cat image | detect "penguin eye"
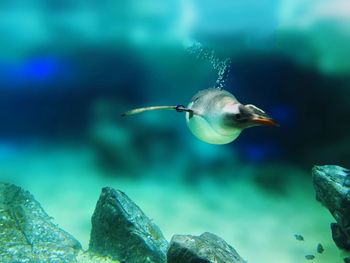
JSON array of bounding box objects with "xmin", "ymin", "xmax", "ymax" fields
[{"xmin": 234, "ymin": 113, "xmax": 242, "ymax": 120}]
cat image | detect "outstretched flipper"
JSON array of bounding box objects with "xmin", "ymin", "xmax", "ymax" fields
[{"xmin": 122, "ymin": 105, "xmax": 192, "ymax": 117}]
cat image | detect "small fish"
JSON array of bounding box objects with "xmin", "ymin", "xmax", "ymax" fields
[
  {"xmin": 305, "ymin": 255, "xmax": 315, "ymax": 260},
  {"xmin": 317, "ymin": 243, "xmax": 324, "ymax": 254},
  {"xmin": 294, "ymin": 234, "xmax": 304, "ymax": 241},
  {"xmin": 122, "ymin": 88, "xmax": 278, "ymax": 144}
]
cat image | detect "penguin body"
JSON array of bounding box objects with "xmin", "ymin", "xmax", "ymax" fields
[
  {"xmin": 185, "ymin": 88, "xmax": 242, "ymax": 144},
  {"xmin": 122, "ymin": 88, "xmax": 278, "ymax": 145}
]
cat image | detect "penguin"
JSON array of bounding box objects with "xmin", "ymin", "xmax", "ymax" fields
[{"xmin": 122, "ymin": 88, "xmax": 278, "ymax": 145}]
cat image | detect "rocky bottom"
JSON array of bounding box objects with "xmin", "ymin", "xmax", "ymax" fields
[{"xmin": 0, "ymin": 183, "xmax": 246, "ymax": 263}]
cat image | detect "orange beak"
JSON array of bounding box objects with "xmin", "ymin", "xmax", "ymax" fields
[{"xmin": 251, "ymin": 116, "xmax": 280, "ymax": 126}]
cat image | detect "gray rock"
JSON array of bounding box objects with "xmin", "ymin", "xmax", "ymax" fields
[
  {"xmin": 167, "ymin": 232, "xmax": 246, "ymax": 263},
  {"xmin": 312, "ymin": 165, "xmax": 350, "ymax": 250},
  {"xmin": 89, "ymin": 187, "xmax": 168, "ymax": 263},
  {"xmin": 331, "ymin": 222, "xmax": 350, "ymax": 250},
  {"xmin": 317, "ymin": 243, "xmax": 324, "ymax": 254},
  {"xmin": 0, "ymin": 183, "xmax": 82, "ymax": 263},
  {"xmin": 305, "ymin": 255, "xmax": 315, "ymax": 260}
]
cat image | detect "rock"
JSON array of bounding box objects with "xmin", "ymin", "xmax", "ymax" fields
[
  {"xmin": 317, "ymin": 243, "xmax": 324, "ymax": 254},
  {"xmin": 76, "ymin": 251, "xmax": 119, "ymax": 263},
  {"xmin": 312, "ymin": 165, "xmax": 350, "ymax": 250},
  {"xmin": 331, "ymin": 223, "xmax": 350, "ymax": 250},
  {"xmin": 0, "ymin": 183, "xmax": 82, "ymax": 262},
  {"xmin": 167, "ymin": 232, "xmax": 246, "ymax": 263},
  {"xmin": 294, "ymin": 234, "xmax": 304, "ymax": 241},
  {"xmin": 0, "ymin": 183, "xmax": 245, "ymax": 263},
  {"xmin": 305, "ymin": 255, "xmax": 315, "ymax": 260},
  {"xmin": 89, "ymin": 187, "xmax": 168, "ymax": 263}
]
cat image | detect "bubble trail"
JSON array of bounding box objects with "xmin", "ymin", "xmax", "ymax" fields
[{"xmin": 185, "ymin": 41, "xmax": 231, "ymax": 89}]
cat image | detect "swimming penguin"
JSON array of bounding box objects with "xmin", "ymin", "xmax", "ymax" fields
[{"xmin": 122, "ymin": 88, "xmax": 278, "ymax": 144}]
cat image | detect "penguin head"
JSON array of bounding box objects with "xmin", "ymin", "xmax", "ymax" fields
[{"xmin": 222, "ymin": 103, "xmax": 278, "ymax": 130}]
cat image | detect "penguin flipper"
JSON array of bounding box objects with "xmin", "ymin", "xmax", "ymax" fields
[{"xmin": 122, "ymin": 105, "xmax": 192, "ymax": 117}]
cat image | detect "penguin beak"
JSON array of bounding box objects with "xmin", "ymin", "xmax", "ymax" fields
[
  {"xmin": 251, "ymin": 115, "xmax": 279, "ymax": 126},
  {"xmin": 238, "ymin": 104, "xmax": 279, "ymax": 127}
]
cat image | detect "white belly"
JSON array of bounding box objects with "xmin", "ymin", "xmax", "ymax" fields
[{"xmin": 185, "ymin": 113, "xmax": 241, "ymax": 145}]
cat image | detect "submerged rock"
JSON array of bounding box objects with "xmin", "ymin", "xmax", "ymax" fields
[
  {"xmin": 312, "ymin": 165, "xmax": 350, "ymax": 250},
  {"xmin": 331, "ymin": 222, "xmax": 350, "ymax": 250},
  {"xmin": 76, "ymin": 251, "xmax": 119, "ymax": 263},
  {"xmin": 167, "ymin": 232, "xmax": 246, "ymax": 263},
  {"xmin": 89, "ymin": 187, "xmax": 168, "ymax": 263},
  {"xmin": 294, "ymin": 234, "xmax": 304, "ymax": 241},
  {"xmin": 0, "ymin": 183, "xmax": 244, "ymax": 263},
  {"xmin": 0, "ymin": 183, "xmax": 82, "ymax": 262},
  {"xmin": 305, "ymin": 255, "xmax": 315, "ymax": 260},
  {"xmin": 317, "ymin": 243, "xmax": 324, "ymax": 254}
]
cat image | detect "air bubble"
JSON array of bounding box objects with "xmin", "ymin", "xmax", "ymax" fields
[{"xmin": 186, "ymin": 41, "xmax": 231, "ymax": 89}]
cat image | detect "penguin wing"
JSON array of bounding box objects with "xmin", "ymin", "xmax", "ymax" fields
[{"xmin": 122, "ymin": 105, "xmax": 193, "ymax": 117}]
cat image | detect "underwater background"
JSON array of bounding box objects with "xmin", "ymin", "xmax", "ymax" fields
[{"xmin": 1, "ymin": 0, "xmax": 350, "ymax": 262}]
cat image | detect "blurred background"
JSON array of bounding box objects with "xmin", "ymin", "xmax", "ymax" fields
[{"xmin": 0, "ymin": 0, "xmax": 350, "ymax": 262}]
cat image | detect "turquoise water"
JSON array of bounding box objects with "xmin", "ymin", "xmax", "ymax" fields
[{"xmin": 1, "ymin": 1, "xmax": 350, "ymax": 262}]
